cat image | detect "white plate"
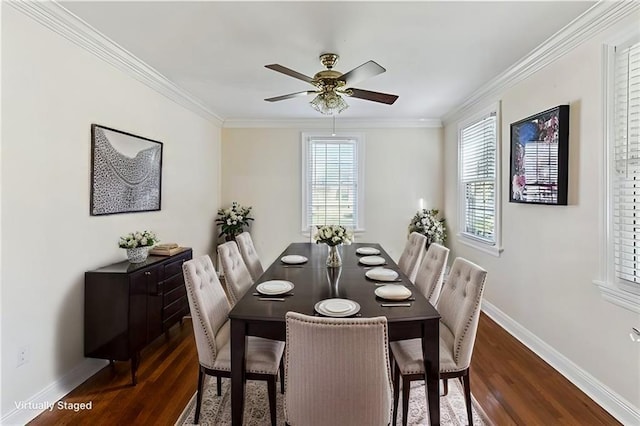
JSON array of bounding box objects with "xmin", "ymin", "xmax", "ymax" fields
[
  {"xmin": 358, "ymin": 255, "xmax": 386, "ymax": 266},
  {"xmin": 356, "ymin": 247, "xmax": 381, "ymax": 255},
  {"xmin": 365, "ymin": 268, "xmax": 399, "ymax": 282},
  {"xmin": 314, "ymin": 298, "xmax": 361, "ymax": 317},
  {"xmin": 375, "ymin": 285, "xmax": 412, "ymax": 301},
  {"xmin": 256, "ymin": 280, "xmax": 295, "ymax": 295},
  {"xmin": 281, "ymin": 255, "xmax": 308, "ymax": 264}
]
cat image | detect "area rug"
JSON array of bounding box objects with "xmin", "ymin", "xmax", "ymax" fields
[{"xmin": 176, "ymin": 376, "xmax": 491, "ymax": 425}]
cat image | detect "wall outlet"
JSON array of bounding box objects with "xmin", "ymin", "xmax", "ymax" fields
[{"xmin": 17, "ymin": 345, "xmax": 29, "ymax": 367}]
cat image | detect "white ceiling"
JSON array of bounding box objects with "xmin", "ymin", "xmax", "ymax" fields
[{"xmin": 60, "ymin": 1, "xmax": 595, "ymax": 121}]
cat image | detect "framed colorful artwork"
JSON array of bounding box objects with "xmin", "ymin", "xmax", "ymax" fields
[{"xmin": 509, "ymin": 105, "xmax": 569, "ymax": 205}]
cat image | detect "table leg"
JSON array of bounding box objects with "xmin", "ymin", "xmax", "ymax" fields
[
  {"xmin": 231, "ymin": 319, "xmax": 247, "ymax": 426},
  {"xmin": 423, "ymin": 320, "xmax": 440, "ymax": 425}
]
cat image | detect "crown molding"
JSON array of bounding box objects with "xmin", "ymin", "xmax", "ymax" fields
[
  {"xmin": 222, "ymin": 118, "xmax": 442, "ymax": 129},
  {"xmin": 442, "ymin": 0, "xmax": 640, "ymax": 125},
  {"xmin": 8, "ymin": 0, "xmax": 223, "ymax": 127}
]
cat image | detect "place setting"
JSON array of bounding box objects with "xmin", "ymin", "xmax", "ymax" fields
[
  {"xmin": 314, "ymin": 298, "xmax": 361, "ymax": 317},
  {"xmin": 364, "ymin": 267, "xmax": 402, "ymax": 284},
  {"xmin": 253, "ymin": 280, "xmax": 295, "ymax": 301},
  {"xmin": 355, "ymin": 246, "xmax": 381, "ymax": 256},
  {"xmin": 358, "ymin": 254, "xmax": 387, "ymax": 267},
  {"xmin": 374, "ymin": 284, "xmax": 415, "ymax": 307},
  {"xmin": 280, "ymin": 254, "xmax": 308, "ymax": 267}
]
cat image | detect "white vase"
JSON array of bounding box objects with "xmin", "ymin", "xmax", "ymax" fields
[
  {"xmin": 126, "ymin": 246, "xmax": 149, "ymax": 263},
  {"xmin": 326, "ymin": 245, "xmax": 342, "ymax": 268}
]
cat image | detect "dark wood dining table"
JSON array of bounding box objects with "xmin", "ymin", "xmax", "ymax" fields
[{"xmin": 229, "ymin": 242, "xmax": 441, "ymax": 425}]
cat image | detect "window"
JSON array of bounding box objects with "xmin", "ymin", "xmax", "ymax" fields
[
  {"xmin": 458, "ymin": 104, "xmax": 502, "ymax": 256},
  {"xmin": 612, "ymin": 39, "xmax": 640, "ymax": 290},
  {"xmin": 596, "ymin": 32, "xmax": 640, "ymax": 312},
  {"xmin": 301, "ymin": 133, "xmax": 364, "ymax": 232}
]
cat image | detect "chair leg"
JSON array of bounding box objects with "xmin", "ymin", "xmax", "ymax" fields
[
  {"xmin": 462, "ymin": 372, "xmax": 473, "ymax": 425},
  {"xmin": 402, "ymin": 377, "xmax": 410, "ymax": 426},
  {"xmin": 392, "ymin": 362, "xmax": 400, "ymax": 426},
  {"xmin": 216, "ymin": 375, "xmax": 222, "ymax": 396},
  {"xmin": 267, "ymin": 376, "xmax": 277, "ymax": 426},
  {"xmin": 442, "ymin": 378, "xmax": 448, "ymax": 396},
  {"xmin": 279, "ymin": 358, "xmax": 285, "ymax": 394},
  {"xmin": 195, "ymin": 367, "xmax": 204, "ymax": 424}
]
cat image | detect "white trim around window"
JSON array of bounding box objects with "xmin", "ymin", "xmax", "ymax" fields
[
  {"xmin": 457, "ymin": 102, "xmax": 503, "ymax": 257},
  {"xmin": 594, "ymin": 28, "xmax": 640, "ymax": 313},
  {"xmin": 301, "ymin": 132, "xmax": 365, "ymax": 234}
]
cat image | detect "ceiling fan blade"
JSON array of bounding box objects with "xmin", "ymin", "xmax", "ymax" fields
[
  {"xmin": 347, "ymin": 88, "xmax": 398, "ymax": 105},
  {"xmin": 265, "ymin": 91, "xmax": 318, "ymax": 102},
  {"xmin": 340, "ymin": 61, "xmax": 386, "ymax": 87},
  {"xmin": 265, "ymin": 64, "xmax": 314, "ymax": 84}
]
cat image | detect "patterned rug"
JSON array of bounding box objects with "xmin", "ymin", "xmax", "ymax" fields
[{"xmin": 176, "ymin": 376, "xmax": 491, "ymax": 425}]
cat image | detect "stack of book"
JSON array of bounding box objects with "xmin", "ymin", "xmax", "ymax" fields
[{"xmin": 149, "ymin": 243, "xmax": 185, "ymax": 256}]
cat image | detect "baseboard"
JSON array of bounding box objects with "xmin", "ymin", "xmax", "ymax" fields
[
  {"xmin": 482, "ymin": 300, "xmax": 640, "ymax": 426},
  {"xmin": 1, "ymin": 358, "xmax": 108, "ymax": 425}
]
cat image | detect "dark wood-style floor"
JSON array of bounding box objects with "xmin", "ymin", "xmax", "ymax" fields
[{"xmin": 30, "ymin": 313, "xmax": 619, "ymax": 425}]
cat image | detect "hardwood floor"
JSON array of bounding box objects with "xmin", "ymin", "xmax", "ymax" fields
[{"xmin": 29, "ymin": 313, "xmax": 619, "ymax": 425}]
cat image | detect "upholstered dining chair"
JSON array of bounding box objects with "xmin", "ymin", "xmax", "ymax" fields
[
  {"xmin": 235, "ymin": 232, "xmax": 264, "ymax": 281},
  {"xmin": 182, "ymin": 255, "xmax": 285, "ymax": 425},
  {"xmin": 397, "ymin": 232, "xmax": 428, "ymax": 283},
  {"xmin": 218, "ymin": 241, "xmax": 253, "ymax": 306},
  {"xmin": 284, "ymin": 312, "xmax": 393, "ymax": 426},
  {"xmin": 390, "ymin": 257, "xmax": 487, "ymax": 426},
  {"xmin": 413, "ymin": 243, "xmax": 450, "ymax": 306}
]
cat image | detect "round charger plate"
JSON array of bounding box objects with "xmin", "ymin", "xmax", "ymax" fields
[
  {"xmin": 365, "ymin": 268, "xmax": 399, "ymax": 281},
  {"xmin": 356, "ymin": 247, "xmax": 381, "ymax": 255},
  {"xmin": 281, "ymin": 255, "xmax": 308, "ymax": 264},
  {"xmin": 375, "ymin": 285, "xmax": 412, "ymax": 301},
  {"xmin": 358, "ymin": 255, "xmax": 386, "ymax": 266},
  {"xmin": 314, "ymin": 298, "xmax": 361, "ymax": 317},
  {"xmin": 256, "ymin": 280, "xmax": 295, "ymax": 295}
]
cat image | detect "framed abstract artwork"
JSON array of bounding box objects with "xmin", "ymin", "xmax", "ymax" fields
[
  {"xmin": 509, "ymin": 105, "xmax": 569, "ymax": 205},
  {"xmin": 90, "ymin": 124, "xmax": 163, "ymax": 215}
]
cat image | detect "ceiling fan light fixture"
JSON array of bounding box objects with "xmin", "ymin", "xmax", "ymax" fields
[{"xmin": 310, "ymin": 92, "xmax": 349, "ymax": 115}]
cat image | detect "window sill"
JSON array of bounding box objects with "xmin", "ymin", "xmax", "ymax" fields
[
  {"xmin": 457, "ymin": 234, "xmax": 503, "ymax": 257},
  {"xmin": 593, "ymin": 280, "xmax": 640, "ymax": 313}
]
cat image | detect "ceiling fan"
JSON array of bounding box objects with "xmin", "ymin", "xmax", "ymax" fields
[{"xmin": 264, "ymin": 53, "xmax": 399, "ymax": 114}]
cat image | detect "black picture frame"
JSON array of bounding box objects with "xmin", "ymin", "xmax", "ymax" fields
[
  {"xmin": 90, "ymin": 124, "xmax": 163, "ymax": 215},
  {"xmin": 509, "ymin": 105, "xmax": 569, "ymax": 205}
]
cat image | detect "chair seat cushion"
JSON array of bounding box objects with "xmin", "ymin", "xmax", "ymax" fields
[
  {"xmin": 213, "ymin": 321, "xmax": 285, "ymax": 375},
  {"xmin": 390, "ymin": 322, "xmax": 464, "ymax": 375}
]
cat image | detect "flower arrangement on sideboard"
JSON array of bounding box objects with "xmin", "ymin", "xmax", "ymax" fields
[
  {"xmin": 408, "ymin": 208, "xmax": 446, "ymax": 246},
  {"xmin": 216, "ymin": 201, "xmax": 254, "ymax": 240}
]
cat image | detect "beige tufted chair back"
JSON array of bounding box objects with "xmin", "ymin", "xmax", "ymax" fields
[
  {"xmin": 436, "ymin": 257, "xmax": 487, "ymax": 370},
  {"xmin": 235, "ymin": 232, "xmax": 264, "ymax": 281},
  {"xmin": 414, "ymin": 243, "xmax": 450, "ymax": 306},
  {"xmin": 218, "ymin": 241, "xmax": 253, "ymax": 306},
  {"xmin": 284, "ymin": 312, "xmax": 393, "ymax": 426},
  {"xmin": 397, "ymin": 232, "xmax": 428, "ymax": 283},
  {"xmin": 182, "ymin": 255, "xmax": 230, "ymax": 369}
]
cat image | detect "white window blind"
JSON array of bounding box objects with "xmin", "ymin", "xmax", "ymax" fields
[
  {"xmin": 613, "ymin": 40, "xmax": 640, "ymax": 286},
  {"xmin": 303, "ymin": 137, "xmax": 360, "ymax": 230},
  {"xmin": 460, "ymin": 112, "xmax": 497, "ymax": 244}
]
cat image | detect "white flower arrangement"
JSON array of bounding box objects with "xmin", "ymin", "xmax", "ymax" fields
[
  {"xmin": 216, "ymin": 201, "xmax": 254, "ymax": 239},
  {"xmin": 118, "ymin": 230, "xmax": 158, "ymax": 249},
  {"xmin": 408, "ymin": 208, "xmax": 446, "ymax": 245},
  {"xmin": 313, "ymin": 225, "xmax": 353, "ymax": 246}
]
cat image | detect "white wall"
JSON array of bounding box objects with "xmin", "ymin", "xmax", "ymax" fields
[
  {"xmin": 443, "ymin": 11, "xmax": 640, "ymax": 417},
  {"xmin": 1, "ymin": 6, "xmax": 221, "ymax": 419},
  {"xmin": 221, "ymin": 127, "xmax": 443, "ymax": 265}
]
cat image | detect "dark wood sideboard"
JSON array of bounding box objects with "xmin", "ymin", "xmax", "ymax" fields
[{"xmin": 84, "ymin": 248, "xmax": 193, "ymax": 385}]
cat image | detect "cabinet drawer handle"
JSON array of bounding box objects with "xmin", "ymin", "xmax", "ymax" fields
[{"xmin": 145, "ymin": 271, "xmax": 151, "ymax": 276}]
